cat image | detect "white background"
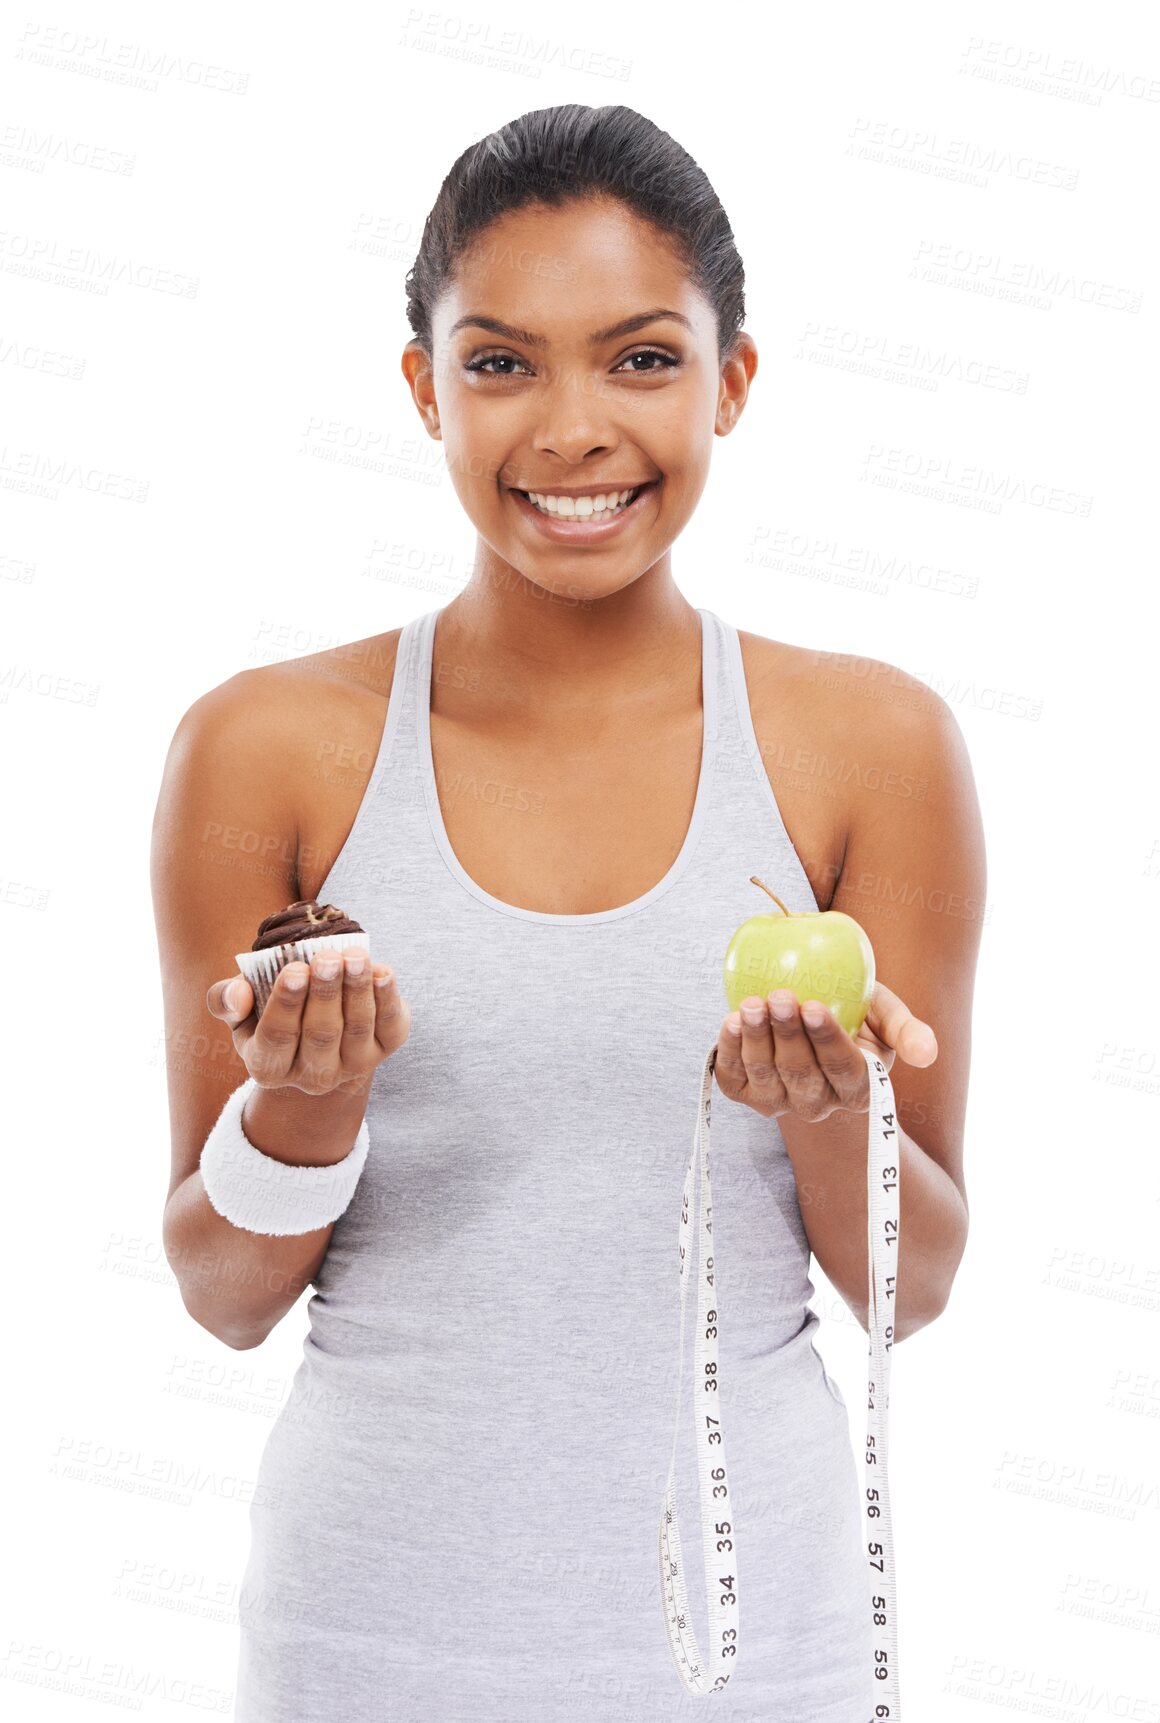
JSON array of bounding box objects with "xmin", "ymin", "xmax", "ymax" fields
[{"xmin": 4, "ymin": 2, "xmax": 1159, "ymax": 1717}]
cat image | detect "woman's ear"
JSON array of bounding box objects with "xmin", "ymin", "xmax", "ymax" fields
[
  {"xmin": 716, "ymin": 332, "xmax": 757, "ymax": 437},
  {"xmin": 400, "ymin": 340, "xmax": 441, "ymax": 440}
]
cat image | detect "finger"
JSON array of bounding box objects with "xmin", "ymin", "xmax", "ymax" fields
[
  {"xmin": 336, "ymin": 945, "xmax": 377, "ymax": 1072},
  {"xmin": 296, "ymin": 950, "xmax": 347, "ymax": 1093},
  {"xmin": 247, "ymin": 960, "xmax": 310, "ymax": 1085},
  {"xmin": 863, "ymin": 981, "xmax": 938, "ymax": 1067},
  {"xmin": 729, "ymin": 996, "xmax": 789, "ymax": 1116},
  {"xmin": 714, "ymin": 1010, "xmax": 747, "ymax": 1080},
  {"xmin": 736, "ymin": 993, "xmax": 799, "ymax": 1117},
  {"xmin": 765, "ymin": 991, "xmax": 832, "ymax": 1120},
  {"xmin": 206, "ymin": 973, "xmax": 254, "ymax": 1027},
  {"xmin": 737, "ymin": 994, "xmax": 779, "ymax": 1094},
  {"xmin": 796, "ymin": 997, "xmax": 869, "ymax": 1111},
  {"xmin": 371, "ymin": 964, "xmax": 411, "ymax": 1057},
  {"xmin": 713, "ymin": 1011, "xmax": 749, "ymax": 1096}
]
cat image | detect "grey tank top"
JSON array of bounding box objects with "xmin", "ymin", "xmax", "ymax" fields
[{"xmin": 234, "ymin": 606, "xmax": 876, "ymax": 1723}]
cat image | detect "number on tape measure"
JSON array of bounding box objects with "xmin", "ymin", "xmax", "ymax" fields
[{"xmin": 658, "ymin": 1043, "xmax": 902, "ymax": 1717}]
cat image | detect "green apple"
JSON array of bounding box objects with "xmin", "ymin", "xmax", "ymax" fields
[{"xmin": 723, "ymin": 876, "xmax": 876, "ymax": 1037}]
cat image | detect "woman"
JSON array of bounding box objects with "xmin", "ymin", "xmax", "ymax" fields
[{"xmin": 153, "ymin": 104, "xmax": 982, "ymax": 1721}]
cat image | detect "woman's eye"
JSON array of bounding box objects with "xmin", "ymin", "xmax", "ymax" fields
[
  {"xmin": 465, "ymin": 352, "xmax": 531, "ymax": 376},
  {"xmin": 616, "ymin": 348, "xmax": 680, "ymax": 373}
]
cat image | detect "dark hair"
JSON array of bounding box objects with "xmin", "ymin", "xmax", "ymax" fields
[{"xmin": 404, "ymin": 104, "xmax": 745, "ymax": 365}]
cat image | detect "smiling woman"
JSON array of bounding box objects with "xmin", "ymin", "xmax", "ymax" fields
[
  {"xmin": 153, "ymin": 101, "xmax": 980, "ymax": 1723},
  {"xmin": 398, "ymin": 123, "xmax": 748, "ymax": 613}
]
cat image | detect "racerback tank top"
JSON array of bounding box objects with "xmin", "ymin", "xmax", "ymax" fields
[{"xmin": 234, "ymin": 605, "xmax": 876, "ymax": 1722}]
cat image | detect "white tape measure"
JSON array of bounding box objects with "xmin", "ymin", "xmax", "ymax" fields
[{"xmin": 659, "ymin": 1041, "xmax": 902, "ymax": 1716}]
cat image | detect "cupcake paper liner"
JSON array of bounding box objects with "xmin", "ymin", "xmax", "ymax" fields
[{"xmin": 234, "ymin": 931, "xmax": 372, "ymax": 1018}]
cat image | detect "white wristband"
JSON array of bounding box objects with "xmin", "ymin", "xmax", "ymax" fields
[{"xmin": 199, "ymin": 1079, "xmax": 371, "ymax": 1236}]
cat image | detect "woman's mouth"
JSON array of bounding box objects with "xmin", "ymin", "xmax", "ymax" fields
[{"xmin": 508, "ymin": 480, "xmax": 660, "ymax": 540}]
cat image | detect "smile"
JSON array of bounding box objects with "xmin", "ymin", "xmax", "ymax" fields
[{"xmin": 508, "ymin": 480, "xmax": 660, "ymax": 540}]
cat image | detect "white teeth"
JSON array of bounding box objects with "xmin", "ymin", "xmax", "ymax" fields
[{"xmin": 525, "ymin": 486, "xmax": 641, "ymax": 520}]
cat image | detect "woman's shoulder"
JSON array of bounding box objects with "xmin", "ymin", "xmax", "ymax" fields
[
  {"xmin": 162, "ymin": 626, "xmax": 406, "ymax": 853},
  {"xmin": 733, "ymin": 626, "xmax": 962, "ymax": 907},
  {"xmin": 735, "ymin": 625, "xmax": 957, "ymax": 769},
  {"xmin": 183, "ymin": 625, "xmax": 407, "ymax": 751},
  {"xmin": 154, "ymin": 624, "xmax": 410, "ymax": 914},
  {"xmin": 736, "ymin": 626, "xmax": 939, "ymax": 719}
]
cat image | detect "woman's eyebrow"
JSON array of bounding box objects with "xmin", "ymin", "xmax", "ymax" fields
[{"xmin": 447, "ymin": 308, "xmax": 694, "ymax": 348}]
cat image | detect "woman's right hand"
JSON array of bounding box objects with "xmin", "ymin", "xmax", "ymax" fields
[{"xmin": 205, "ymin": 946, "xmax": 411, "ymax": 1098}]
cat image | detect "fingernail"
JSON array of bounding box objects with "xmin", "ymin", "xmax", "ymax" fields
[
  {"xmin": 224, "ymin": 979, "xmax": 241, "ymax": 1013},
  {"xmin": 802, "ymin": 1003, "xmax": 826, "ymax": 1027},
  {"xmin": 314, "ymin": 957, "xmax": 341, "ymax": 980},
  {"xmin": 741, "ymin": 1006, "xmax": 765, "ymax": 1026}
]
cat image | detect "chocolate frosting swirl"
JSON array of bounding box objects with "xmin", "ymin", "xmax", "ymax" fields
[{"xmin": 251, "ymin": 900, "xmax": 365, "ymax": 952}]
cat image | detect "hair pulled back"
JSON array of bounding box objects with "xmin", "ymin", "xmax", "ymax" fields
[{"xmin": 404, "ymin": 104, "xmax": 745, "ymax": 364}]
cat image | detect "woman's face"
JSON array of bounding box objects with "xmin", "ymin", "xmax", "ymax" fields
[{"xmin": 403, "ymin": 195, "xmax": 754, "ymax": 605}]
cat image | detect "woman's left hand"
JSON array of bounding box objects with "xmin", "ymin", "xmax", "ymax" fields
[{"xmin": 712, "ymin": 983, "xmax": 938, "ymax": 1121}]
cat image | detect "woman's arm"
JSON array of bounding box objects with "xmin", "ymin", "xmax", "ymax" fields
[
  {"xmin": 778, "ymin": 675, "xmax": 985, "ymax": 1341},
  {"xmin": 151, "ymin": 669, "xmax": 363, "ymax": 1348}
]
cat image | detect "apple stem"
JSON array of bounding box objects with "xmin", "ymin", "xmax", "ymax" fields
[{"xmin": 750, "ymin": 875, "xmax": 790, "ymax": 916}]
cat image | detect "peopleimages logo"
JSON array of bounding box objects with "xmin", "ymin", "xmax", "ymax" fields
[
  {"xmin": 846, "ymin": 117, "xmax": 1079, "ymax": 188},
  {"xmin": 0, "ymin": 663, "xmax": 99, "ymax": 704},
  {"xmin": 945, "ymin": 1654, "xmax": 1160, "ymax": 1723},
  {"xmin": 860, "ymin": 445, "xmax": 1093, "ymax": 517},
  {"xmin": 795, "ymin": 321, "xmax": 1030, "ymax": 393},
  {"xmin": 15, "ymin": 22, "xmax": 250, "ymax": 95},
  {"xmin": 959, "ymin": 36, "xmax": 1160, "ymax": 103},
  {"xmin": 0, "ymin": 230, "xmax": 199, "ymax": 296},
  {"xmin": 0, "ymin": 444, "xmax": 149, "ymax": 501},
  {"xmin": 911, "ymin": 240, "xmax": 1143, "ymax": 314}
]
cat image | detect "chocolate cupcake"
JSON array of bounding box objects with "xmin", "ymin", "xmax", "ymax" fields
[{"xmin": 234, "ymin": 900, "xmax": 370, "ymax": 1017}]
